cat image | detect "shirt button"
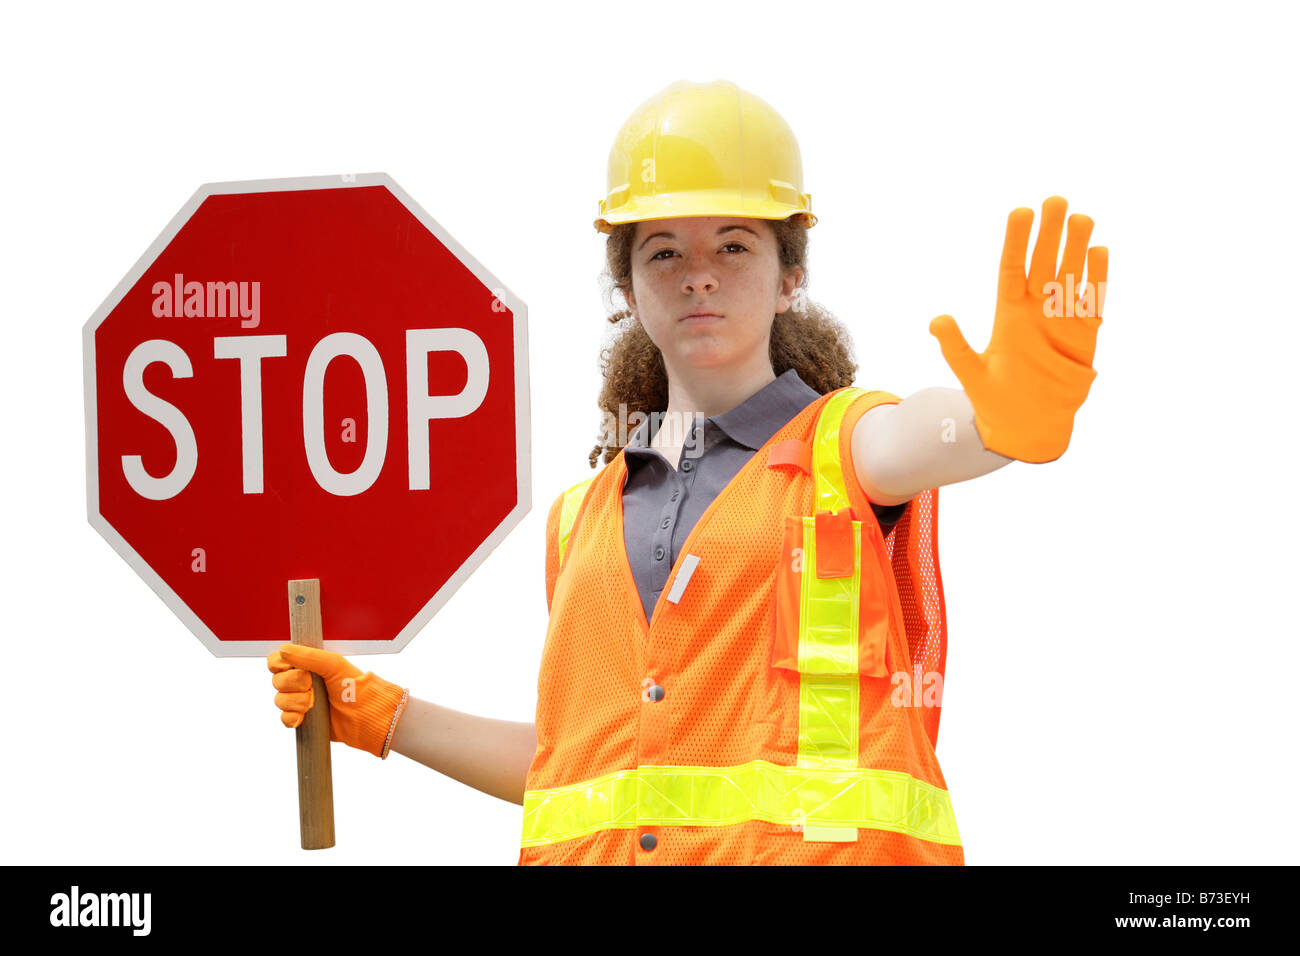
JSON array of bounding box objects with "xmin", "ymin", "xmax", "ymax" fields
[
  {"xmin": 660, "ymin": 517, "xmax": 670, "ymax": 529},
  {"xmin": 640, "ymin": 832, "xmax": 658, "ymax": 851},
  {"xmin": 654, "ymin": 546, "xmax": 665, "ymax": 560},
  {"xmin": 681, "ymin": 460, "xmax": 693, "ymax": 472},
  {"xmin": 670, "ymin": 491, "xmax": 679, "ymax": 501},
  {"xmin": 646, "ymin": 683, "xmax": 665, "ymax": 702}
]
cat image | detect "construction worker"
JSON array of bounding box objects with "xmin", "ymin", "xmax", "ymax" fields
[{"xmin": 268, "ymin": 79, "xmax": 1107, "ymax": 865}]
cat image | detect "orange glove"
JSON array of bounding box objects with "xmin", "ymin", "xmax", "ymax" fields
[
  {"xmin": 929, "ymin": 195, "xmax": 1108, "ymax": 463},
  {"xmin": 268, "ymin": 644, "xmax": 408, "ymax": 759}
]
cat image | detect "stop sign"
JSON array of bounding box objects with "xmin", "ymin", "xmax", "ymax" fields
[{"xmin": 83, "ymin": 173, "xmax": 529, "ymax": 657}]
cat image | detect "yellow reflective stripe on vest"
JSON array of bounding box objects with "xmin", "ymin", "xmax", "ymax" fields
[
  {"xmin": 795, "ymin": 515, "xmax": 861, "ymax": 770},
  {"xmin": 795, "ymin": 513, "xmax": 862, "ymax": 677},
  {"xmin": 799, "ymin": 389, "xmax": 862, "ymax": 781},
  {"xmin": 520, "ymin": 760, "xmax": 961, "ymax": 848},
  {"xmin": 811, "ymin": 389, "xmax": 860, "ymax": 515},
  {"xmin": 556, "ymin": 476, "xmax": 595, "ymax": 566}
]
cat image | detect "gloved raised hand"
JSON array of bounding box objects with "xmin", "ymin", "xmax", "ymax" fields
[
  {"xmin": 929, "ymin": 195, "xmax": 1108, "ymax": 463},
  {"xmin": 268, "ymin": 644, "xmax": 408, "ymax": 759}
]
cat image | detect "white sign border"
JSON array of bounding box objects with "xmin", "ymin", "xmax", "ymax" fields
[{"xmin": 83, "ymin": 173, "xmax": 531, "ymax": 658}]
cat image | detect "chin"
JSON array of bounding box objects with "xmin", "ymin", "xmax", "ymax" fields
[{"xmin": 673, "ymin": 344, "xmax": 735, "ymax": 367}]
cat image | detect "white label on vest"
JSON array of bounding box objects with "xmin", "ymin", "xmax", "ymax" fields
[
  {"xmin": 803, "ymin": 825, "xmax": 859, "ymax": 843},
  {"xmin": 665, "ymin": 554, "xmax": 701, "ymax": 604}
]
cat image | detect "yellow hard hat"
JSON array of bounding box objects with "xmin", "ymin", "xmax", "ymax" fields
[{"xmin": 594, "ymin": 79, "xmax": 816, "ymax": 234}]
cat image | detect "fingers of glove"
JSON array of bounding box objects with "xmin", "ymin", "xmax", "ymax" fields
[
  {"xmin": 272, "ymin": 668, "xmax": 313, "ymax": 693},
  {"xmin": 1056, "ymin": 214, "xmax": 1094, "ymax": 290},
  {"xmin": 275, "ymin": 689, "xmax": 313, "ymax": 715},
  {"xmin": 1087, "ymin": 246, "xmax": 1108, "ymax": 315},
  {"xmin": 998, "ymin": 206, "xmax": 1035, "ymax": 300},
  {"xmin": 280, "ymin": 710, "xmax": 304, "ymax": 730},
  {"xmin": 277, "ymin": 643, "xmax": 357, "ymax": 680},
  {"xmin": 267, "ymin": 649, "xmax": 294, "ymax": 674},
  {"xmin": 1027, "ymin": 196, "xmax": 1069, "ymax": 296},
  {"xmin": 1048, "ymin": 245, "xmax": 1107, "ymax": 366}
]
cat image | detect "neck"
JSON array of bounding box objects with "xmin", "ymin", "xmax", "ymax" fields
[{"xmin": 653, "ymin": 350, "xmax": 777, "ymax": 451}]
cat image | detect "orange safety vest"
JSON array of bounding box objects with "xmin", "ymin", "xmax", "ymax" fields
[{"xmin": 519, "ymin": 386, "xmax": 961, "ymax": 865}]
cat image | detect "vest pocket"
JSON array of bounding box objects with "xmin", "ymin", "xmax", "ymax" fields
[{"xmin": 771, "ymin": 510, "xmax": 892, "ymax": 678}]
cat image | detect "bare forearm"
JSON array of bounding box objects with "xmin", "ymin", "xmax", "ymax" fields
[
  {"xmin": 389, "ymin": 696, "xmax": 537, "ymax": 806},
  {"xmin": 857, "ymin": 387, "xmax": 1013, "ymax": 501}
]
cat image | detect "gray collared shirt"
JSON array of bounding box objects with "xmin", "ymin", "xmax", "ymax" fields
[{"xmin": 621, "ymin": 369, "xmax": 907, "ymax": 625}]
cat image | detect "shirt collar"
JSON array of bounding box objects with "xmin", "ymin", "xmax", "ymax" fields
[
  {"xmin": 624, "ymin": 368, "xmax": 820, "ymax": 455},
  {"xmin": 709, "ymin": 368, "xmax": 820, "ymax": 450}
]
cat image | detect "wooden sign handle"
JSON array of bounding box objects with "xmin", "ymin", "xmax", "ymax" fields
[{"xmin": 288, "ymin": 578, "xmax": 335, "ymax": 849}]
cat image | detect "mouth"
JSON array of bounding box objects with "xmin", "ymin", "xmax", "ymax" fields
[{"xmin": 680, "ymin": 311, "xmax": 724, "ymax": 324}]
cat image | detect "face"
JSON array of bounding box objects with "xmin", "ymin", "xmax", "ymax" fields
[{"xmin": 625, "ymin": 216, "xmax": 802, "ymax": 373}]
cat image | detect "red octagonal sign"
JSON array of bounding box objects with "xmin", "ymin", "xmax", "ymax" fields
[{"xmin": 83, "ymin": 174, "xmax": 529, "ymax": 657}]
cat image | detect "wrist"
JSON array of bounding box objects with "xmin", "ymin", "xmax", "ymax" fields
[
  {"xmin": 379, "ymin": 687, "xmax": 410, "ymax": 760},
  {"xmin": 972, "ymin": 411, "xmax": 1075, "ymax": 464},
  {"xmin": 344, "ymin": 672, "xmax": 409, "ymax": 758}
]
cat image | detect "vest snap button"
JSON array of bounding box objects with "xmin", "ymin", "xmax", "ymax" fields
[
  {"xmin": 640, "ymin": 832, "xmax": 657, "ymax": 851},
  {"xmin": 647, "ymin": 683, "xmax": 665, "ymax": 702}
]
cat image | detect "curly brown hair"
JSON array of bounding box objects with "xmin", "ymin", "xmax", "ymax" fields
[{"xmin": 587, "ymin": 215, "xmax": 860, "ymax": 467}]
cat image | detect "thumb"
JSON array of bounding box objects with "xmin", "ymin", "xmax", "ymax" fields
[{"xmin": 929, "ymin": 314, "xmax": 984, "ymax": 384}]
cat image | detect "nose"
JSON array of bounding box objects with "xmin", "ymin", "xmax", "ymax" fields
[{"xmin": 681, "ymin": 266, "xmax": 718, "ymax": 296}]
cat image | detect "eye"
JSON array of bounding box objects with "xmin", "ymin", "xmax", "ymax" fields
[{"xmin": 649, "ymin": 243, "xmax": 748, "ymax": 261}]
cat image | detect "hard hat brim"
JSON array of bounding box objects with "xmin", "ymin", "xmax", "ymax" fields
[{"xmin": 594, "ymin": 191, "xmax": 816, "ymax": 234}]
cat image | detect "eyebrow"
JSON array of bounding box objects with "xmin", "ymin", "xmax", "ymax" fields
[{"xmin": 637, "ymin": 224, "xmax": 761, "ymax": 251}]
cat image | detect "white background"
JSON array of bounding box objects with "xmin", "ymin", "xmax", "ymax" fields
[{"xmin": 3, "ymin": 0, "xmax": 1296, "ymax": 866}]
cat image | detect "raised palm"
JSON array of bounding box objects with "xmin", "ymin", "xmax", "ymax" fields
[{"xmin": 929, "ymin": 196, "xmax": 1108, "ymax": 463}]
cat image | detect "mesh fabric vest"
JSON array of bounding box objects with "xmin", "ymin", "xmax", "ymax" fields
[{"xmin": 519, "ymin": 387, "xmax": 962, "ymax": 865}]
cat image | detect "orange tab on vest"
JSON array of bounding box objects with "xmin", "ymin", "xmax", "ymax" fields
[
  {"xmin": 815, "ymin": 509, "xmax": 854, "ymax": 578},
  {"xmin": 767, "ymin": 439, "xmax": 812, "ymax": 474}
]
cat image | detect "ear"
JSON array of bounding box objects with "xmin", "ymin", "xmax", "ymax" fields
[{"xmin": 777, "ymin": 267, "xmax": 805, "ymax": 313}]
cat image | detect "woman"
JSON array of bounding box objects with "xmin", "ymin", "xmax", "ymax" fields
[{"xmin": 269, "ymin": 79, "xmax": 1107, "ymax": 865}]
